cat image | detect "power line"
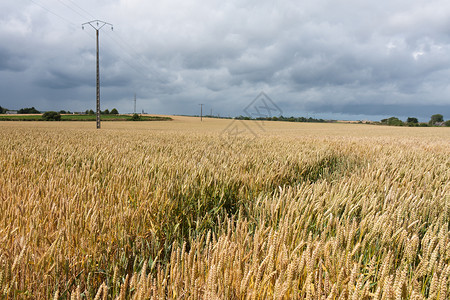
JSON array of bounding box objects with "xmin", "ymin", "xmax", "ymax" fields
[
  {"xmin": 28, "ymin": 0, "xmax": 148, "ymax": 83},
  {"xmin": 65, "ymin": 0, "xmax": 96, "ymax": 19},
  {"xmin": 31, "ymin": 0, "xmax": 152, "ymax": 81},
  {"xmin": 102, "ymin": 31, "xmax": 152, "ymax": 74},
  {"xmin": 101, "ymin": 30, "xmax": 179, "ymax": 96},
  {"xmin": 28, "ymin": 0, "xmax": 95, "ymax": 40},
  {"xmin": 28, "ymin": 0, "xmax": 78, "ymax": 28},
  {"xmin": 29, "ymin": 0, "xmax": 178, "ymax": 98},
  {"xmin": 56, "ymin": 0, "xmax": 91, "ymax": 20},
  {"xmin": 102, "ymin": 30, "xmax": 167, "ymax": 82},
  {"xmin": 28, "ymin": 0, "xmax": 161, "ymax": 82},
  {"xmin": 32, "ymin": 0, "xmax": 169, "ymax": 86}
]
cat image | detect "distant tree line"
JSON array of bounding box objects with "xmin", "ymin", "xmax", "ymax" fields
[
  {"xmin": 235, "ymin": 115, "xmax": 326, "ymax": 123},
  {"xmin": 379, "ymin": 114, "xmax": 450, "ymax": 127},
  {"xmin": 19, "ymin": 107, "xmax": 41, "ymax": 114},
  {"xmin": 0, "ymin": 106, "xmax": 42, "ymax": 114},
  {"xmin": 84, "ymin": 108, "xmax": 119, "ymax": 115},
  {"xmin": 0, "ymin": 106, "xmax": 120, "ymax": 116}
]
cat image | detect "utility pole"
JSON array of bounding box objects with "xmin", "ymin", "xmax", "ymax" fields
[
  {"xmin": 199, "ymin": 104, "xmax": 204, "ymax": 121},
  {"xmin": 134, "ymin": 93, "xmax": 137, "ymax": 114},
  {"xmin": 82, "ymin": 20, "xmax": 113, "ymax": 129}
]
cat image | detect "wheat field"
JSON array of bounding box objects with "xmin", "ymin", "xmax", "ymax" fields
[{"xmin": 0, "ymin": 118, "xmax": 449, "ymax": 299}]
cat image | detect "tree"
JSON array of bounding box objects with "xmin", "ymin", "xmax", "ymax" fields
[
  {"xmin": 382, "ymin": 117, "xmax": 403, "ymax": 126},
  {"xmin": 102, "ymin": 109, "xmax": 110, "ymax": 115},
  {"xmin": 390, "ymin": 117, "xmax": 403, "ymax": 126},
  {"xmin": 110, "ymin": 108, "xmax": 119, "ymax": 114},
  {"xmin": 42, "ymin": 111, "xmax": 61, "ymax": 121},
  {"xmin": 0, "ymin": 106, "xmax": 7, "ymax": 114},
  {"xmin": 89, "ymin": 110, "xmax": 95, "ymax": 115},
  {"xmin": 445, "ymin": 120, "xmax": 450, "ymax": 127},
  {"xmin": 131, "ymin": 113, "xmax": 140, "ymax": 121},
  {"xmin": 407, "ymin": 117, "xmax": 418, "ymax": 124},
  {"xmin": 59, "ymin": 110, "xmax": 67, "ymax": 114},
  {"xmin": 18, "ymin": 107, "xmax": 40, "ymax": 114},
  {"xmin": 429, "ymin": 114, "xmax": 444, "ymax": 125}
]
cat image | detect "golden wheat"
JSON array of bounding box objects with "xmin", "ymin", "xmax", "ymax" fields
[{"xmin": 0, "ymin": 118, "xmax": 449, "ymax": 299}]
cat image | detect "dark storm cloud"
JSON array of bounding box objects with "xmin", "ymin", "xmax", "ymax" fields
[
  {"xmin": 0, "ymin": 47, "xmax": 28, "ymax": 72},
  {"xmin": 35, "ymin": 69, "xmax": 91, "ymax": 89}
]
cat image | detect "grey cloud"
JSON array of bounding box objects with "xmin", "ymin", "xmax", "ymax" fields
[
  {"xmin": 0, "ymin": 48, "xmax": 28, "ymax": 72},
  {"xmin": 35, "ymin": 69, "xmax": 91, "ymax": 89}
]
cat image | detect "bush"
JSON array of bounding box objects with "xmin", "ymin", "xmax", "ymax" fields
[
  {"xmin": 382, "ymin": 117, "xmax": 404, "ymax": 126},
  {"xmin": 110, "ymin": 108, "xmax": 119, "ymax": 115},
  {"xmin": 42, "ymin": 111, "xmax": 61, "ymax": 121},
  {"xmin": 131, "ymin": 113, "xmax": 140, "ymax": 121},
  {"xmin": 445, "ymin": 120, "xmax": 450, "ymax": 127},
  {"xmin": 407, "ymin": 117, "xmax": 418, "ymax": 124}
]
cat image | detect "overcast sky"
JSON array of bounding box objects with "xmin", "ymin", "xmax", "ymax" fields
[{"xmin": 1, "ymin": 0, "xmax": 450, "ymax": 120}]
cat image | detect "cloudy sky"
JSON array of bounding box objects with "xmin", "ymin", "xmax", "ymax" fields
[{"xmin": 1, "ymin": 0, "xmax": 450, "ymax": 120}]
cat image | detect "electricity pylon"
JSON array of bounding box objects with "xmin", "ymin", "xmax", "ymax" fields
[
  {"xmin": 82, "ymin": 20, "xmax": 113, "ymax": 129},
  {"xmin": 199, "ymin": 104, "xmax": 204, "ymax": 121}
]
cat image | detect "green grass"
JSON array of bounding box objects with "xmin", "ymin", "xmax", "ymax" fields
[
  {"xmin": 0, "ymin": 115, "xmax": 41, "ymax": 121},
  {"xmin": 0, "ymin": 114, "xmax": 172, "ymax": 121}
]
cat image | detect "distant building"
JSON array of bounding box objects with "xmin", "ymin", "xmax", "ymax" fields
[{"xmin": 6, "ymin": 110, "xmax": 18, "ymax": 114}]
